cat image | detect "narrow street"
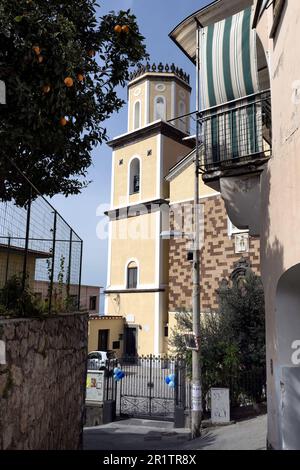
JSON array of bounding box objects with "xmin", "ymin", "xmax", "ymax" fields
[{"xmin": 83, "ymin": 414, "xmax": 267, "ymax": 451}]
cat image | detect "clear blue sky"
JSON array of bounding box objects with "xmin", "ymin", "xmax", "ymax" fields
[{"xmin": 51, "ymin": 0, "xmax": 209, "ymax": 310}]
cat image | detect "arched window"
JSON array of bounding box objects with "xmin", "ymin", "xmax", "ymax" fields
[
  {"xmin": 154, "ymin": 96, "xmax": 166, "ymax": 121},
  {"xmin": 178, "ymin": 100, "xmax": 186, "ymax": 132},
  {"xmin": 127, "ymin": 261, "xmax": 138, "ymax": 289},
  {"xmin": 129, "ymin": 158, "xmax": 140, "ymax": 195},
  {"xmin": 134, "ymin": 101, "xmax": 141, "ymax": 129}
]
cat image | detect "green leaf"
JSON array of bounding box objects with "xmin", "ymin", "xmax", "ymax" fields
[{"xmin": 14, "ymin": 16, "xmax": 23, "ymax": 22}]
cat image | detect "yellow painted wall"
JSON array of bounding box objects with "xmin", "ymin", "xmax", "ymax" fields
[
  {"xmin": 175, "ymin": 82, "xmax": 191, "ymax": 133},
  {"xmin": 149, "ymin": 79, "xmax": 173, "ymax": 122},
  {"xmin": 167, "ymin": 312, "xmax": 178, "ymax": 355},
  {"xmin": 169, "ymin": 161, "xmax": 218, "ymax": 204},
  {"xmin": 162, "ymin": 138, "xmax": 193, "ymax": 198},
  {"xmin": 128, "ymin": 80, "xmax": 146, "ymax": 131},
  {"xmin": 0, "ymin": 252, "xmax": 37, "ymax": 288},
  {"xmin": 109, "ymin": 211, "xmax": 157, "ymax": 287},
  {"xmin": 113, "ymin": 135, "xmax": 158, "ymax": 207},
  {"xmin": 106, "ymin": 292, "xmax": 156, "ymax": 355},
  {"xmin": 88, "ymin": 317, "xmax": 125, "ymax": 357}
]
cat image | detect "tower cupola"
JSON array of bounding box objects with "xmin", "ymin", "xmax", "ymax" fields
[{"xmin": 127, "ymin": 62, "xmax": 191, "ymax": 133}]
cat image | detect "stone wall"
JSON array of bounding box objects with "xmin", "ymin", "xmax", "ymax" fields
[
  {"xmin": 0, "ymin": 312, "xmax": 88, "ymax": 450},
  {"xmin": 169, "ymin": 195, "xmax": 260, "ymax": 312}
]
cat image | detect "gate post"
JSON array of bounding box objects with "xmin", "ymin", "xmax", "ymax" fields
[
  {"xmin": 103, "ymin": 360, "xmax": 116, "ymax": 424},
  {"xmin": 149, "ymin": 354, "xmax": 153, "ymax": 416}
]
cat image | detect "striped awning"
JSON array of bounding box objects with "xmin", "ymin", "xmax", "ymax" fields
[{"xmin": 200, "ymin": 7, "xmax": 259, "ymax": 110}]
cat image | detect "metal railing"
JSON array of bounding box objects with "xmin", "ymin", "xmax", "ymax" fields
[
  {"xmin": 0, "ymin": 158, "xmax": 83, "ymax": 316},
  {"xmin": 200, "ymin": 90, "xmax": 272, "ymax": 170},
  {"xmin": 167, "ymin": 90, "xmax": 272, "ymax": 172}
]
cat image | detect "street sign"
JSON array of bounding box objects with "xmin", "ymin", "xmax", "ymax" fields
[
  {"xmin": 86, "ymin": 370, "xmax": 105, "ymax": 404},
  {"xmin": 183, "ymin": 332, "xmax": 199, "ymax": 351}
]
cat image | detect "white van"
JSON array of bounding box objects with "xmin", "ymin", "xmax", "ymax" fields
[{"xmin": 87, "ymin": 350, "xmax": 116, "ymax": 371}]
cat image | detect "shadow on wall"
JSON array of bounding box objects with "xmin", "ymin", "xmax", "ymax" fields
[{"xmin": 261, "ymin": 164, "xmax": 286, "ymax": 450}]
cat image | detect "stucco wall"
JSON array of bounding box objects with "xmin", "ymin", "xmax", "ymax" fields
[
  {"xmin": 112, "ymin": 135, "xmax": 158, "ymax": 207},
  {"xmin": 169, "ymin": 163, "xmax": 217, "ymax": 204},
  {"xmin": 0, "ymin": 252, "xmax": 36, "ymax": 288},
  {"xmin": 109, "ymin": 212, "xmax": 157, "ymax": 287},
  {"xmin": 257, "ymin": 0, "xmax": 300, "ymax": 450},
  {"xmin": 88, "ymin": 317, "xmax": 125, "ymax": 356},
  {"xmin": 106, "ymin": 292, "xmax": 157, "ymax": 355},
  {"xmin": 0, "ymin": 312, "xmax": 88, "ymax": 450}
]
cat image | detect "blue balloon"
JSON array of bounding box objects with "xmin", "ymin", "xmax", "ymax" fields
[
  {"xmin": 170, "ymin": 374, "xmax": 175, "ymax": 382},
  {"xmin": 114, "ymin": 367, "xmax": 120, "ymax": 374},
  {"xmin": 165, "ymin": 376, "xmax": 171, "ymax": 385},
  {"xmin": 120, "ymin": 371, "xmax": 125, "ymax": 379},
  {"xmin": 169, "ymin": 381, "xmax": 175, "ymax": 388}
]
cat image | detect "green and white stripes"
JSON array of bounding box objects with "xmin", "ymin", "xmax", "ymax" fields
[{"xmin": 200, "ymin": 7, "xmax": 259, "ymax": 110}]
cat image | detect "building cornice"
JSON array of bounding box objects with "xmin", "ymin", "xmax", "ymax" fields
[
  {"xmin": 89, "ymin": 315, "xmax": 124, "ymax": 320},
  {"xmin": 166, "ymin": 148, "xmax": 196, "ymax": 182},
  {"xmin": 105, "ymin": 198, "xmax": 169, "ymax": 221},
  {"xmin": 104, "ymin": 288, "xmax": 165, "ymax": 294},
  {"xmin": 107, "ymin": 120, "xmax": 195, "ymax": 151},
  {"xmin": 128, "ymin": 72, "xmax": 192, "ymax": 92}
]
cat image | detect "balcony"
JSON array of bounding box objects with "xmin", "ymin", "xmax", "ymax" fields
[
  {"xmin": 197, "ymin": 90, "xmax": 271, "ymax": 237},
  {"xmin": 200, "ymin": 90, "xmax": 271, "ymax": 179}
]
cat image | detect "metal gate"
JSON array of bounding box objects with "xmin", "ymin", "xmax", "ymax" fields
[{"xmin": 116, "ymin": 355, "xmax": 188, "ymax": 421}]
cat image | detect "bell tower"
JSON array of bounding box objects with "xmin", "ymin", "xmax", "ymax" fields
[
  {"xmin": 104, "ymin": 63, "xmax": 193, "ymax": 356},
  {"xmin": 128, "ymin": 62, "xmax": 191, "ymax": 133}
]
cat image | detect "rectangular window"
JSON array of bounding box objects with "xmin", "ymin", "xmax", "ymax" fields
[
  {"xmin": 112, "ymin": 341, "xmax": 120, "ymax": 350},
  {"xmin": 89, "ymin": 296, "xmax": 97, "ymax": 311},
  {"xmin": 270, "ymin": 0, "xmax": 286, "ymax": 38},
  {"xmin": 127, "ymin": 267, "xmax": 138, "ymax": 289}
]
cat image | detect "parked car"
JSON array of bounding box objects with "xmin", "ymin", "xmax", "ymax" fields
[{"xmin": 87, "ymin": 351, "xmax": 117, "ymax": 374}]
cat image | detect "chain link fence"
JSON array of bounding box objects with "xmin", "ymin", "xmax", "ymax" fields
[{"xmin": 0, "ymin": 159, "xmax": 83, "ymax": 316}]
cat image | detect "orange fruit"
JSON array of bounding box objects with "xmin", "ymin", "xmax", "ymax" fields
[
  {"xmin": 64, "ymin": 77, "xmax": 74, "ymax": 87},
  {"xmin": 77, "ymin": 74, "xmax": 84, "ymax": 82},
  {"xmin": 114, "ymin": 25, "xmax": 122, "ymax": 33},
  {"xmin": 42, "ymin": 84, "xmax": 51, "ymax": 94},
  {"xmin": 37, "ymin": 55, "xmax": 44, "ymax": 63},
  {"xmin": 32, "ymin": 45, "xmax": 41, "ymax": 55},
  {"xmin": 59, "ymin": 117, "xmax": 68, "ymax": 126},
  {"xmin": 122, "ymin": 25, "xmax": 129, "ymax": 33},
  {"xmin": 88, "ymin": 50, "xmax": 95, "ymax": 58}
]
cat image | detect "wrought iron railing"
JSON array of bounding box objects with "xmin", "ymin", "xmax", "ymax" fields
[
  {"xmin": 200, "ymin": 90, "xmax": 272, "ymax": 171},
  {"xmin": 129, "ymin": 62, "xmax": 190, "ymax": 85}
]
